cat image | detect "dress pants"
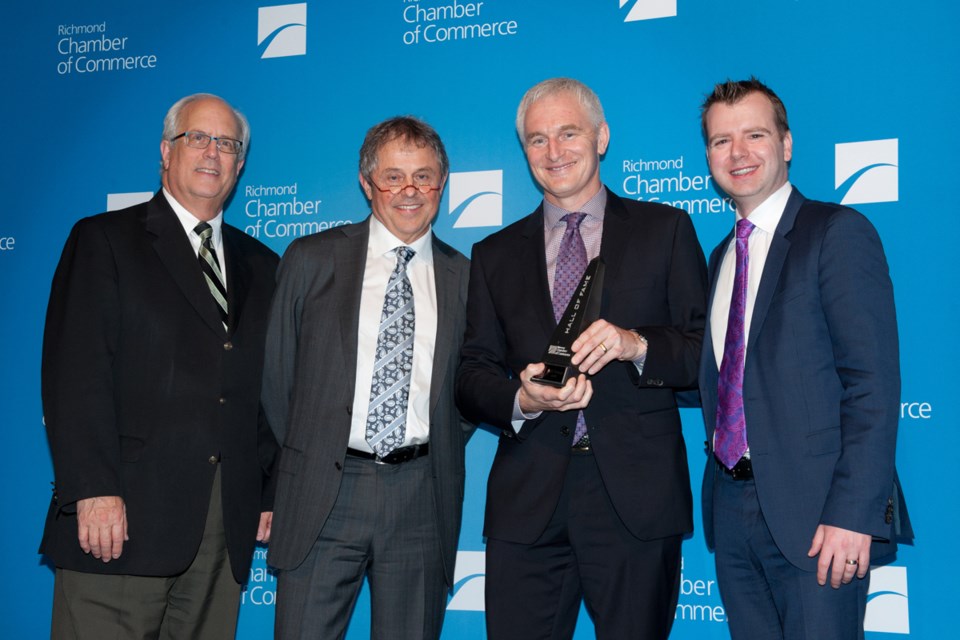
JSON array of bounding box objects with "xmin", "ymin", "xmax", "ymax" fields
[
  {"xmin": 50, "ymin": 465, "xmax": 241, "ymax": 640},
  {"xmin": 274, "ymin": 453, "xmax": 445, "ymax": 640},
  {"xmin": 713, "ymin": 468, "xmax": 869, "ymax": 640},
  {"xmin": 485, "ymin": 450, "xmax": 682, "ymax": 640}
]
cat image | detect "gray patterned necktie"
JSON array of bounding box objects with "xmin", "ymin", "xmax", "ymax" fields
[
  {"xmin": 366, "ymin": 246, "xmax": 416, "ymax": 457},
  {"xmin": 194, "ymin": 222, "xmax": 228, "ymax": 328}
]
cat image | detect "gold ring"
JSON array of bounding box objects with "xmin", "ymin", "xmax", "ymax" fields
[
  {"xmin": 598, "ymin": 343, "xmax": 608, "ymax": 353},
  {"xmin": 845, "ymin": 559, "xmax": 858, "ymax": 566}
]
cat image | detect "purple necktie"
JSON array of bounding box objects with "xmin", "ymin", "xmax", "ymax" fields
[
  {"xmin": 714, "ymin": 219, "xmax": 754, "ymax": 469},
  {"xmin": 553, "ymin": 213, "xmax": 588, "ymax": 444}
]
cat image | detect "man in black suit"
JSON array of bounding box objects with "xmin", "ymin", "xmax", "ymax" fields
[
  {"xmin": 456, "ymin": 77, "xmax": 708, "ymax": 639},
  {"xmin": 262, "ymin": 116, "xmax": 472, "ymax": 639},
  {"xmin": 41, "ymin": 93, "xmax": 279, "ymax": 639}
]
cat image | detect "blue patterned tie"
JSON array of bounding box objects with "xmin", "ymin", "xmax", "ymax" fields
[
  {"xmin": 553, "ymin": 213, "xmax": 589, "ymax": 444},
  {"xmin": 715, "ymin": 219, "xmax": 754, "ymax": 469},
  {"xmin": 366, "ymin": 246, "xmax": 416, "ymax": 457}
]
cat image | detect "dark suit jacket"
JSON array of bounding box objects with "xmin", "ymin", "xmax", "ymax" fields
[
  {"xmin": 41, "ymin": 191, "xmax": 280, "ymax": 583},
  {"xmin": 262, "ymin": 218, "xmax": 473, "ymax": 586},
  {"xmin": 457, "ymin": 189, "xmax": 708, "ymax": 544},
  {"xmin": 699, "ymin": 188, "xmax": 913, "ymax": 570}
]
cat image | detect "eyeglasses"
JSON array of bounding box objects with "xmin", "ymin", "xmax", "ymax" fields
[
  {"xmin": 171, "ymin": 131, "xmax": 243, "ymax": 155},
  {"xmin": 371, "ymin": 181, "xmax": 442, "ymax": 195}
]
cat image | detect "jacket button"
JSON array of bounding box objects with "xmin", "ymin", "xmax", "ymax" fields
[
  {"xmin": 219, "ymin": 397, "xmax": 227, "ymax": 405},
  {"xmin": 346, "ymin": 405, "xmax": 352, "ymax": 415},
  {"xmin": 334, "ymin": 461, "xmax": 343, "ymax": 471},
  {"xmin": 208, "ymin": 456, "xmax": 218, "ymax": 465},
  {"xmin": 223, "ymin": 341, "xmax": 233, "ymax": 351},
  {"xmin": 560, "ymin": 426, "xmax": 570, "ymax": 436}
]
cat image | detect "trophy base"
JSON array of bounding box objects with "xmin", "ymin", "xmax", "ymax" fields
[{"xmin": 531, "ymin": 363, "xmax": 574, "ymax": 388}]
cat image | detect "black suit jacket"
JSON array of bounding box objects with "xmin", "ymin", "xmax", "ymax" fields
[
  {"xmin": 457, "ymin": 189, "xmax": 708, "ymax": 543},
  {"xmin": 261, "ymin": 218, "xmax": 473, "ymax": 586},
  {"xmin": 40, "ymin": 191, "xmax": 279, "ymax": 582}
]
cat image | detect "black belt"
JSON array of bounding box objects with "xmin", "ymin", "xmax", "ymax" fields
[
  {"xmin": 346, "ymin": 443, "xmax": 429, "ymax": 465},
  {"xmin": 719, "ymin": 456, "xmax": 753, "ymax": 480}
]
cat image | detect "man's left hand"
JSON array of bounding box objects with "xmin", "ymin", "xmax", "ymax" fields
[
  {"xmin": 571, "ymin": 320, "xmax": 646, "ymax": 375},
  {"xmin": 807, "ymin": 524, "xmax": 871, "ymax": 588},
  {"xmin": 257, "ymin": 511, "xmax": 273, "ymax": 543}
]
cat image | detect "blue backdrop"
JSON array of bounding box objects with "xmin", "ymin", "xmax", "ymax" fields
[{"xmin": 2, "ymin": 1, "xmax": 956, "ymax": 637}]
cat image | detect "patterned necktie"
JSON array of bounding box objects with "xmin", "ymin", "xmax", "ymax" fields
[
  {"xmin": 714, "ymin": 218, "xmax": 755, "ymax": 469},
  {"xmin": 194, "ymin": 222, "xmax": 228, "ymax": 328},
  {"xmin": 553, "ymin": 213, "xmax": 589, "ymax": 444},
  {"xmin": 366, "ymin": 246, "xmax": 416, "ymax": 457}
]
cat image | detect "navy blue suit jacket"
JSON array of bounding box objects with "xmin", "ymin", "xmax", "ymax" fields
[{"xmin": 700, "ymin": 188, "xmax": 912, "ymax": 571}]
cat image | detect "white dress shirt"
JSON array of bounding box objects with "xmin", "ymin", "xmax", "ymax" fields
[
  {"xmin": 163, "ymin": 188, "xmax": 227, "ymax": 285},
  {"xmin": 710, "ymin": 181, "xmax": 793, "ymax": 369},
  {"xmin": 349, "ymin": 216, "xmax": 438, "ymax": 452}
]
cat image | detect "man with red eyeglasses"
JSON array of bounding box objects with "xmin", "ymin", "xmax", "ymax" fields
[{"xmin": 262, "ymin": 116, "xmax": 473, "ymax": 639}]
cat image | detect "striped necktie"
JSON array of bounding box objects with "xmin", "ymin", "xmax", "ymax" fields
[{"xmin": 194, "ymin": 222, "xmax": 228, "ymax": 329}]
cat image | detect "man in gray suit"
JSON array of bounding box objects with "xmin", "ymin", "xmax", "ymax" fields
[{"xmin": 262, "ymin": 116, "xmax": 473, "ymax": 639}]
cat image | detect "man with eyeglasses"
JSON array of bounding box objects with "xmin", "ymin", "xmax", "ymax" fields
[
  {"xmin": 261, "ymin": 116, "xmax": 473, "ymax": 639},
  {"xmin": 41, "ymin": 93, "xmax": 279, "ymax": 639}
]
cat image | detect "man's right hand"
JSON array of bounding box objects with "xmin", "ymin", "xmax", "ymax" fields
[
  {"xmin": 76, "ymin": 495, "xmax": 128, "ymax": 562},
  {"xmin": 518, "ymin": 362, "xmax": 593, "ymax": 414}
]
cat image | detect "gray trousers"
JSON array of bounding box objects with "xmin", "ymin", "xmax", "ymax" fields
[{"xmin": 275, "ymin": 453, "xmax": 446, "ymax": 640}]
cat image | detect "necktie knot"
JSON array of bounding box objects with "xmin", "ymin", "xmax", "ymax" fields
[
  {"xmin": 562, "ymin": 212, "xmax": 586, "ymax": 231},
  {"xmin": 395, "ymin": 246, "xmax": 416, "ymax": 268},
  {"xmin": 736, "ymin": 218, "xmax": 754, "ymax": 239},
  {"xmin": 194, "ymin": 221, "xmax": 212, "ymax": 240}
]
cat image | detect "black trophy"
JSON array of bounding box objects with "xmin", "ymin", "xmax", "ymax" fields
[{"xmin": 531, "ymin": 257, "xmax": 605, "ymax": 387}]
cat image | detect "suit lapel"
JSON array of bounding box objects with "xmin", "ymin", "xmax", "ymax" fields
[
  {"xmin": 520, "ymin": 205, "xmax": 557, "ymax": 337},
  {"xmin": 429, "ymin": 238, "xmax": 460, "ymax": 414},
  {"xmin": 598, "ymin": 190, "xmax": 631, "ymax": 317},
  {"xmin": 222, "ymin": 226, "xmax": 250, "ymax": 336},
  {"xmin": 746, "ymin": 188, "xmax": 803, "ymax": 350},
  {"xmin": 144, "ymin": 192, "xmax": 225, "ymax": 336},
  {"xmin": 336, "ymin": 220, "xmax": 371, "ymax": 400}
]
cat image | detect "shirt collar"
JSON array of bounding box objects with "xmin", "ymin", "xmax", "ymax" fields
[
  {"xmin": 543, "ymin": 185, "xmax": 607, "ymax": 228},
  {"xmin": 738, "ymin": 181, "xmax": 793, "ymax": 235},
  {"xmin": 163, "ymin": 188, "xmax": 224, "ymax": 244},
  {"xmin": 368, "ymin": 215, "xmax": 434, "ymax": 264}
]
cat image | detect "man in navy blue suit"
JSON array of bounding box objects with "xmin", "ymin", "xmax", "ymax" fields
[{"xmin": 698, "ymin": 78, "xmax": 912, "ymax": 639}]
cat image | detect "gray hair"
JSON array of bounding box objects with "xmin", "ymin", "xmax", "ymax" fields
[
  {"xmin": 516, "ymin": 78, "xmax": 606, "ymax": 140},
  {"xmin": 162, "ymin": 93, "xmax": 251, "ymax": 161},
  {"xmin": 359, "ymin": 116, "xmax": 449, "ymax": 183}
]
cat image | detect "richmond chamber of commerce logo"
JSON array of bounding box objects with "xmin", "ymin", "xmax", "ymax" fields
[
  {"xmin": 864, "ymin": 565, "xmax": 910, "ymax": 634},
  {"xmin": 835, "ymin": 138, "xmax": 898, "ymax": 205},
  {"xmin": 447, "ymin": 551, "xmax": 485, "ymax": 611},
  {"xmin": 449, "ymin": 170, "xmax": 502, "ymax": 229},
  {"xmin": 258, "ymin": 3, "xmax": 307, "ymax": 58},
  {"xmin": 621, "ymin": 0, "xmax": 677, "ymax": 22}
]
